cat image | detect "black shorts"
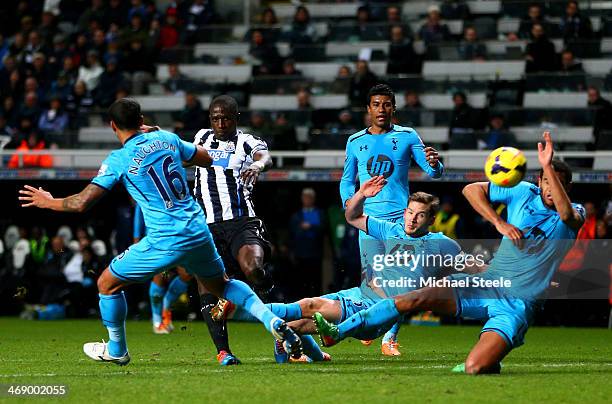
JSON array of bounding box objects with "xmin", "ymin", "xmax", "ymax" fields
[{"xmin": 207, "ymin": 216, "xmax": 271, "ymax": 274}]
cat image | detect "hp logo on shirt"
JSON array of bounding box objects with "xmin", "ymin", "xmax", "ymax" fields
[{"xmin": 367, "ymin": 154, "xmax": 394, "ymax": 178}]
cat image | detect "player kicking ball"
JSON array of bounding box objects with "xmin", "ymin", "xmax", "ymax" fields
[
  {"xmin": 18, "ymin": 98, "xmax": 302, "ymax": 365},
  {"xmin": 316, "ymin": 132, "xmax": 585, "ymax": 374}
]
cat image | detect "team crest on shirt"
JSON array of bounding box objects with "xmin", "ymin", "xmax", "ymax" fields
[{"xmin": 224, "ymin": 141, "xmax": 236, "ymax": 152}]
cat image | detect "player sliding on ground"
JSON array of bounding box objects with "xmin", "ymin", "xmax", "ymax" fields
[
  {"xmin": 18, "ymin": 98, "xmax": 302, "ymax": 365},
  {"xmin": 226, "ymin": 179, "xmax": 463, "ymax": 362},
  {"xmin": 340, "ymin": 84, "xmax": 443, "ymax": 356},
  {"xmin": 315, "ymin": 132, "xmax": 585, "ymax": 374}
]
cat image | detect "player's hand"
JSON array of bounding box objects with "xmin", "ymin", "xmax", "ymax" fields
[
  {"xmin": 359, "ymin": 175, "xmax": 387, "ymax": 198},
  {"xmin": 424, "ymin": 146, "xmax": 440, "ymax": 167},
  {"xmin": 19, "ymin": 185, "xmax": 53, "ymax": 209},
  {"xmin": 495, "ymin": 221, "xmax": 523, "ymax": 246},
  {"xmin": 240, "ymin": 162, "xmax": 263, "ymax": 186},
  {"xmin": 140, "ymin": 124, "xmax": 160, "ymax": 133},
  {"xmin": 537, "ymin": 131, "xmax": 554, "ymax": 168}
]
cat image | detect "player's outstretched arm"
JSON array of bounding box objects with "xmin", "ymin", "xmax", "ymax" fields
[
  {"xmin": 345, "ymin": 176, "xmax": 386, "ymax": 231},
  {"xmin": 538, "ymin": 131, "xmax": 584, "ymax": 231},
  {"xmin": 187, "ymin": 145, "xmax": 213, "ymax": 168},
  {"xmin": 462, "ymin": 182, "xmax": 523, "ymax": 242},
  {"xmin": 240, "ymin": 150, "xmax": 272, "ymax": 186},
  {"xmin": 19, "ymin": 183, "xmax": 106, "ymax": 213}
]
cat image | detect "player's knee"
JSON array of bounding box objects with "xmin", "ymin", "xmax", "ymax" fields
[
  {"xmin": 299, "ymin": 298, "xmax": 319, "ymax": 315},
  {"xmin": 241, "ymin": 260, "xmax": 264, "ymax": 283},
  {"xmin": 464, "ymin": 359, "xmax": 484, "ymax": 375}
]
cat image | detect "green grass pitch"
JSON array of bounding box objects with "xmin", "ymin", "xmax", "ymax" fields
[{"xmin": 0, "ymin": 318, "xmax": 610, "ymax": 403}]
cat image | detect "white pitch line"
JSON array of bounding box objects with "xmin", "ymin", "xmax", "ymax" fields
[{"xmin": 0, "ymin": 362, "xmax": 610, "ymax": 378}]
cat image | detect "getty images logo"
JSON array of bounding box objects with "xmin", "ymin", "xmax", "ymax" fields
[{"xmin": 367, "ymin": 154, "xmax": 394, "ymax": 178}]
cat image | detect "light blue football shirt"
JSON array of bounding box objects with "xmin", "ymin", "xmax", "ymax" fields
[{"xmin": 92, "ymin": 130, "xmax": 211, "ymax": 250}]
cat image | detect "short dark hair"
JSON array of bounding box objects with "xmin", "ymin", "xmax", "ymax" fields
[
  {"xmin": 409, "ymin": 191, "xmax": 440, "ymax": 216},
  {"xmin": 367, "ymin": 84, "xmax": 396, "ymax": 106},
  {"xmin": 108, "ymin": 98, "xmax": 142, "ymax": 130},
  {"xmin": 539, "ymin": 159, "xmax": 573, "ymax": 184},
  {"xmin": 209, "ymin": 95, "xmax": 239, "ymax": 117}
]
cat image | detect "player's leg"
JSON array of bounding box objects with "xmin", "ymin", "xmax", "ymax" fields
[
  {"xmin": 462, "ymin": 331, "xmax": 510, "ymax": 374},
  {"xmin": 88, "ymin": 267, "xmax": 131, "ymax": 363},
  {"xmin": 184, "ymin": 239, "xmax": 302, "ymax": 358},
  {"xmin": 197, "ymin": 277, "xmax": 237, "ymax": 364},
  {"xmin": 381, "ymin": 321, "xmax": 402, "ymax": 356},
  {"xmin": 149, "ymin": 273, "xmax": 167, "ymax": 333},
  {"xmin": 161, "ymin": 267, "xmax": 192, "ymax": 332},
  {"xmin": 236, "ymin": 244, "xmax": 273, "ymax": 295},
  {"xmin": 316, "ymin": 286, "xmax": 456, "ymax": 344}
]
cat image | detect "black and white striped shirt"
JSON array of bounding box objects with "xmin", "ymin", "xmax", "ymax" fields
[{"xmin": 193, "ymin": 129, "xmax": 268, "ymax": 224}]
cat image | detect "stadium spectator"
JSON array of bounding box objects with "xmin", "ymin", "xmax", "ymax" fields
[
  {"xmin": 326, "ymin": 109, "xmax": 359, "ymax": 135},
  {"xmin": 180, "ymin": 0, "xmax": 216, "ymax": 44},
  {"xmin": 94, "ymin": 58, "xmax": 126, "ymax": 108},
  {"xmin": 401, "ymin": 90, "xmax": 423, "ymax": 126},
  {"xmin": 77, "ymin": 51, "xmax": 104, "ymax": 93},
  {"xmin": 249, "ymin": 29, "xmax": 282, "ymax": 76},
  {"xmin": 297, "ymin": 88, "xmax": 313, "ymax": 110},
  {"xmin": 387, "ymin": 25, "xmax": 419, "ymax": 74},
  {"xmin": 248, "ymin": 111, "xmax": 272, "ymax": 145},
  {"xmin": 107, "ymin": 0, "xmax": 130, "ymax": 27},
  {"xmin": 49, "ymin": 74, "xmax": 72, "ymax": 101},
  {"xmin": 429, "ymin": 197, "xmax": 464, "ymax": 239},
  {"xmin": 560, "ymin": 1, "xmax": 593, "ymax": 42},
  {"xmin": 103, "ymin": 39, "xmax": 123, "ymax": 66},
  {"xmin": 91, "ymin": 29, "xmax": 108, "ymax": 57},
  {"xmin": 70, "ymin": 33, "xmax": 90, "ymax": 67},
  {"xmin": 37, "ymin": 235, "xmax": 68, "ymax": 305},
  {"xmin": 440, "ymin": 0, "xmax": 471, "ymax": 20},
  {"xmin": 17, "ymin": 91, "xmax": 41, "ymax": 125},
  {"xmin": 120, "ymin": 14, "xmax": 148, "ymax": 48},
  {"xmin": 256, "ymin": 7, "xmax": 281, "ymax": 43},
  {"xmin": 78, "ymin": 0, "xmax": 106, "ymax": 32},
  {"xmin": 515, "ymin": 4, "xmax": 547, "ymax": 40},
  {"xmin": 0, "ymin": 113, "xmax": 16, "ymax": 139},
  {"xmin": 587, "ymin": 87, "xmax": 612, "ymax": 150},
  {"xmin": 163, "ymin": 64, "xmax": 192, "ymax": 95},
  {"xmin": 3, "ymin": 96, "xmax": 18, "ymax": 129},
  {"xmin": 48, "ymin": 35, "xmax": 70, "ymax": 77},
  {"xmin": 448, "ymin": 91, "xmax": 481, "ymax": 149},
  {"xmin": 8, "ymin": 32, "xmax": 26, "ymax": 64},
  {"xmin": 458, "ymin": 27, "xmax": 487, "ymax": 61},
  {"xmin": 173, "ymin": 92, "xmax": 207, "ymax": 140},
  {"xmin": 385, "ymin": 5, "xmax": 410, "ymax": 39},
  {"xmin": 285, "ymin": 6, "xmax": 318, "ymax": 46},
  {"xmin": 349, "ymin": 60, "xmax": 378, "ymax": 107},
  {"xmin": 526, "ymin": 23, "xmax": 558, "ymax": 72},
  {"xmin": 8, "ymin": 132, "xmax": 52, "ymax": 168},
  {"xmin": 37, "ymin": 96, "xmax": 69, "ymax": 145},
  {"xmin": 330, "ymin": 65, "xmax": 352, "ymax": 94},
  {"xmin": 269, "ymin": 112, "xmax": 298, "ymax": 150},
  {"xmin": 4, "ymin": 70, "xmax": 24, "ymax": 103},
  {"xmin": 59, "ymin": 56, "xmax": 79, "ymax": 85},
  {"xmin": 281, "ymin": 59, "xmax": 302, "ymax": 77},
  {"xmin": 289, "ymin": 188, "xmax": 325, "ymax": 297},
  {"xmin": 23, "ymin": 31, "xmax": 47, "ymax": 66},
  {"xmin": 122, "ymin": 39, "xmax": 155, "ymax": 95},
  {"xmin": 482, "ymin": 114, "xmax": 517, "ymax": 150},
  {"xmin": 560, "ymin": 50, "xmax": 584, "ymax": 72},
  {"xmin": 158, "ymin": 8, "xmax": 180, "ymax": 50},
  {"xmin": 354, "ymin": 6, "xmax": 384, "ymax": 41},
  {"xmin": 28, "ymin": 53, "xmax": 52, "ymax": 92},
  {"xmin": 418, "ymin": 5, "xmax": 451, "ymax": 46},
  {"xmin": 65, "ymin": 80, "xmax": 94, "ymax": 130}
]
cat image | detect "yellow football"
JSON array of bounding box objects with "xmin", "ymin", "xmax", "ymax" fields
[{"xmin": 485, "ymin": 147, "xmax": 527, "ymax": 187}]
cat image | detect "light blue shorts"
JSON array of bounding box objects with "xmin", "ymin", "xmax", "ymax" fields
[
  {"xmin": 322, "ymin": 287, "xmax": 378, "ymax": 322},
  {"xmin": 109, "ymin": 236, "xmax": 225, "ymax": 282},
  {"xmin": 450, "ymin": 274, "xmax": 534, "ymax": 349}
]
